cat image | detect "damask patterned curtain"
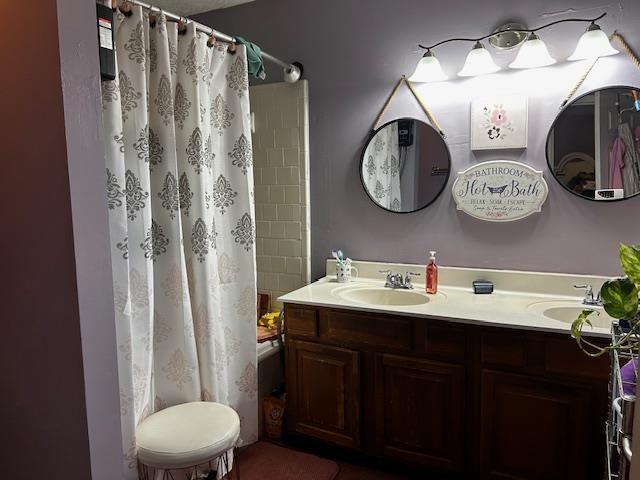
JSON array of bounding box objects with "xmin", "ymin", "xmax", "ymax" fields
[
  {"xmin": 101, "ymin": 7, "xmax": 257, "ymax": 478},
  {"xmin": 363, "ymin": 124, "xmax": 402, "ymax": 211}
]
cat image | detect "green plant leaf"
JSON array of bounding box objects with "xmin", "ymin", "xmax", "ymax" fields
[
  {"xmin": 571, "ymin": 309, "xmax": 595, "ymax": 340},
  {"xmin": 601, "ymin": 277, "xmax": 639, "ymax": 319},
  {"xmin": 620, "ymin": 244, "xmax": 640, "ymax": 289}
]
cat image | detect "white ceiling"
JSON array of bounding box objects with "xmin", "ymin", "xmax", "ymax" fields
[{"xmin": 150, "ymin": 0, "xmax": 254, "ymax": 15}]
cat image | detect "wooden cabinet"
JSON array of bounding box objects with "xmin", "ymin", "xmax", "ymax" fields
[
  {"xmin": 287, "ymin": 340, "xmax": 360, "ymax": 448},
  {"xmin": 375, "ymin": 354, "xmax": 465, "ymax": 472},
  {"xmin": 284, "ymin": 303, "xmax": 609, "ymax": 479},
  {"xmin": 479, "ymin": 370, "xmax": 593, "ymax": 480}
]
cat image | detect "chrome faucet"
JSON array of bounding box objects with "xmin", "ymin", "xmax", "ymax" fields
[
  {"xmin": 574, "ymin": 284, "xmax": 603, "ymax": 306},
  {"xmin": 380, "ymin": 270, "xmax": 421, "ymax": 289}
]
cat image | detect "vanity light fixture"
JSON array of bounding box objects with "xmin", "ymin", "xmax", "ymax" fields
[
  {"xmin": 509, "ymin": 33, "xmax": 556, "ymax": 69},
  {"xmin": 458, "ymin": 42, "xmax": 500, "ymax": 77},
  {"xmin": 409, "ymin": 50, "xmax": 447, "ymax": 82},
  {"xmin": 568, "ymin": 23, "xmax": 619, "ymax": 60},
  {"xmin": 412, "ymin": 12, "xmax": 614, "ymax": 81}
]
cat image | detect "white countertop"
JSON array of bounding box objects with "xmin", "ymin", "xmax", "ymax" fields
[{"xmin": 278, "ymin": 260, "xmax": 614, "ymax": 338}]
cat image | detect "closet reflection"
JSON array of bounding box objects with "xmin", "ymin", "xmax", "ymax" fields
[{"xmin": 546, "ymin": 86, "xmax": 640, "ymax": 201}]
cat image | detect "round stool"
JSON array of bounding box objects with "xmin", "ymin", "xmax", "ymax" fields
[{"xmin": 136, "ymin": 401, "xmax": 240, "ymax": 479}]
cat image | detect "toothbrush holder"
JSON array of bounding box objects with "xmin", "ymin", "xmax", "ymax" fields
[{"xmin": 336, "ymin": 263, "xmax": 358, "ymax": 283}]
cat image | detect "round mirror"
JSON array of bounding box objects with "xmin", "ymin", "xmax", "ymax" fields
[
  {"xmin": 546, "ymin": 86, "xmax": 640, "ymax": 201},
  {"xmin": 360, "ymin": 118, "xmax": 451, "ymax": 213}
]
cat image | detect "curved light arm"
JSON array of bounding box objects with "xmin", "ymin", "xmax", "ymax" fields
[{"xmin": 418, "ymin": 12, "xmax": 607, "ymax": 51}]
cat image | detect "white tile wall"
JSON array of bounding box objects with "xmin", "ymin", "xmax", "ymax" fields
[{"xmin": 250, "ymin": 80, "xmax": 310, "ymax": 309}]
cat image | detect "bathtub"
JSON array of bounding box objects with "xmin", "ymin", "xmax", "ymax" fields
[{"xmin": 257, "ymin": 337, "xmax": 284, "ymax": 438}]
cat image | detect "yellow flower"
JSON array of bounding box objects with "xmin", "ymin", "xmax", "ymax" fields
[{"xmin": 258, "ymin": 311, "xmax": 281, "ymax": 329}]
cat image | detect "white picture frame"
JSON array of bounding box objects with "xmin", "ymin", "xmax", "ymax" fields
[{"xmin": 470, "ymin": 95, "xmax": 528, "ymax": 150}]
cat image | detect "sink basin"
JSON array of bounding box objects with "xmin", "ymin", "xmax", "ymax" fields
[
  {"xmin": 335, "ymin": 286, "xmax": 430, "ymax": 306},
  {"xmin": 527, "ymin": 301, "xmax": 614, "ymax": 329},
  {"xmin": 543, "ymin": 306, "xmax": 591, "ymax": 323}
]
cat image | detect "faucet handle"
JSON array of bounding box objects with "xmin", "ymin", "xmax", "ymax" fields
[
  {"xmin": 379, "ymin": 269, "xmax": 392, "ymax": 283},
  {"xmin": 574, "ymin": 284, "xmax": 593, "ymax": 294},
  {"xmin": 404, "ymin": 272, "xmax": 420, "ymax": 289},
  {"xmin": 574, "ymin": 284, "xmax": 602, "ymax": 305}
]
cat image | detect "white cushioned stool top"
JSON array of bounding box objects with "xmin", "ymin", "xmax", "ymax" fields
[{"xmin": 136, "ymin": 401, "xmax": 240, "ymax": 469}]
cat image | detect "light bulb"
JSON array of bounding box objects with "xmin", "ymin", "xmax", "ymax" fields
[
  {"xmin": 409, "ymin": 50, "xmax": 447, "ymax": 83},
  {"xmin": 568, "ymin": 23, "xmax": 618, "ymax": 60},
  {"xmin": 509, "ymin": 33, "xmax": 556, "ymax": 69},
  {"xmin": 458, "ymin": 42, "xmax": 500, "ymax": 77}
]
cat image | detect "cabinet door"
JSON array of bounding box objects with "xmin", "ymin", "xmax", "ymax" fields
[
  {"xmin": 287, "ymin": 340, "xmax": 360, "ymax": 448},
  {"xmin": 480, "ymin": 369, "xmax": 594, "ymax": 480},
  {"xmin": 375, "ymin": 354, "xmax": 465, "ymax": 473}
]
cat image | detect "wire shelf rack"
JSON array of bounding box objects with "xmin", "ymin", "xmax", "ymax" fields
[{"xmin": 607, "ymin": 322, "xmax": 638, "ymax": 480}]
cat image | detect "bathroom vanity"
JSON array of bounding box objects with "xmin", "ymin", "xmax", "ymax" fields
[{"xmin": 280, "ymin": 261, "xmax": 612, "ymax": 479}]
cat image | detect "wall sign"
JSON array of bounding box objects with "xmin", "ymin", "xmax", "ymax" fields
[{"xmin": 452, "ymin": 160, "xmax": 548, "ymax": 222}]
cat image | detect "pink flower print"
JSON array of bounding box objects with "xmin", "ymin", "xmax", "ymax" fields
[{"xmin": 490, "ymin": 107, "xmax": 507, "ymax": 126}]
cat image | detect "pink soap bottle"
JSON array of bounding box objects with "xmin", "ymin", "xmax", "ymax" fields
[{"xmin": 426, "ymin": 250, "xmax": 438, "ymax": 294}]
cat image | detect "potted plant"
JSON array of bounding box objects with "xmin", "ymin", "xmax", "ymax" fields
[{"xmin": 571, "ymin": 244, "xmax": 640, "ymax": 356}]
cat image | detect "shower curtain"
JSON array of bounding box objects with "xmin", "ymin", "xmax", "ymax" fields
[
  {"xmin": 363, "ymin": 123, "xmax": 402, "ymax": 211},
  {"xmin": 101, "ymin": 7, "xmax": 257, "ymax": 478}
]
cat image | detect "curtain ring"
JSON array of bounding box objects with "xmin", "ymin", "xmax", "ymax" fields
[
  {"xmin": 157, "ymin": 9, "xmax": 168, "ymax": 27},
  {"xmin": 227, "ymin": 42, "xmax": 237, "ymax": 54},
  {"xmin": 207, "ymin": 34, "xmax": 217, "ymax": 48},
  {"xmin": 178, "ymin": 16, "xmax": 188, "ymax": 34}
]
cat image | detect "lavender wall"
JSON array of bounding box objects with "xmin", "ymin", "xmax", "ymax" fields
[
  {"xmin": 0, "ymin": 0, "xmax": 124, "ymax": 477},
  {"xmin": 197, "ymin": 0, "xmax": 640, "ymax": 280},
  {"xmin": 0, "ymin": 1, "xmax": 92, "ymax": 477},
  {"xmin": 57, "ymin": 1, "xmax": 124, "ymax": 478}
]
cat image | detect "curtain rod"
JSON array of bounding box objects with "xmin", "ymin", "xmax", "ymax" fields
[{"xmin": 118, "ymin": 0, "xmax": 303, "ymax": 82}]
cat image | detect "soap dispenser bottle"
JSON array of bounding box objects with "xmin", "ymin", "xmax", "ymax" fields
[{"xmin": 426, "ymin": 251, "xmax": 438, "ymax": 294}]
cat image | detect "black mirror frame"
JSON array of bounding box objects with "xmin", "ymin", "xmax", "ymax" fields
[
  {"xmin": 545, "ymin": 84, "xmax": 640, "ymax": 203},
  {"xmin": 359, "ymin": 117, "xmax": 452, "ymax": 214}
]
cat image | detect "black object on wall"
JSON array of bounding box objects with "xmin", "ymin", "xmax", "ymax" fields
[
  {"xmin": 398, "ymin": 119, "xmax": 415, "ymax": 147},
  {"xmin": 97, "ymin": 3, "xmax": 116, "ymax": 80}
]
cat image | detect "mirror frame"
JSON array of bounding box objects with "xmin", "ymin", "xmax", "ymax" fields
[
  {"xmin": 545, "ymin": 84, "xmax": 640, "ymax": 203},
  {"xmin": 359, "ymin": 117, "xmax": 452, "ymax": 214}
]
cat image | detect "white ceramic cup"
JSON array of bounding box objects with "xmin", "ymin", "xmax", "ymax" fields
[{"xmin": 336, "ymin": 263, "xmax": 358, "ymax": 283}]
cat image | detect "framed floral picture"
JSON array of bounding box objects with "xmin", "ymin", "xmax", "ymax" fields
[{"xmin": 470, "ymin": 95, "xmax": 528, "ymax": 150}]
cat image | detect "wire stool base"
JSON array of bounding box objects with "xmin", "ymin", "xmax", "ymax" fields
[{"xmin": 138, "ymin": 447, "xmax": 239, "ymax": 480}]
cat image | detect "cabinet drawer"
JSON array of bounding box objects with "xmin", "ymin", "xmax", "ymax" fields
[
  {"xmin": 480, "ymin": 331, "xmax": 528, "ymax": 368},
  {"xmin": 286, "ymin": 306, "xmax": 318, "ymax": 337},
  {"xmin": 544, "ymin": 337, "xmax": 609, "ymax": 381},
  {"xmin": 416, "ymin": 323, "xmax": 466, "ymax": 361},
  {"xmin": 326, "ymin": 310, "xmax": 411, "ymax": 351}
]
